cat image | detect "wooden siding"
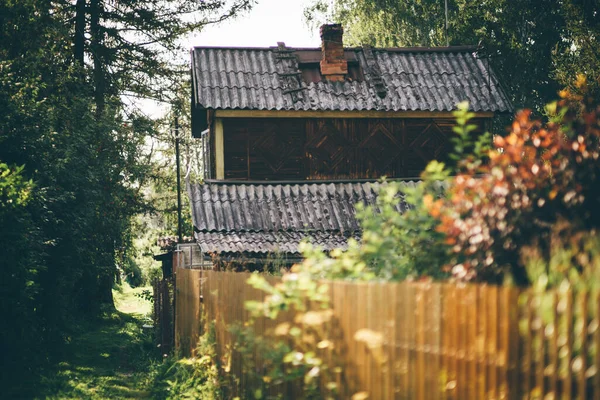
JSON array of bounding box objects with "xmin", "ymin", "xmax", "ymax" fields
[
  {"xmin": 224, "ymin": 118, "xmax": 306, "ymax": 180},
  {"xmin": 222, "ymin": 117, "xmax": 486, "ymax": 180}
]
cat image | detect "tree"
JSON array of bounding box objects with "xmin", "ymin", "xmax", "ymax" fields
[
  {"xmin": 0, "ymin": 0, "xmax": 255, "ymax": 384},
  {"xmin": 306, "ymin": 0, "xmax": 600, "ymax": 113},
  {"xmin": 68, "ymin": 0, "xmax": 255, "ymax": 111}
]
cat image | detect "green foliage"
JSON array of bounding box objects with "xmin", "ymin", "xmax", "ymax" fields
[
  {"xmin": 152, "ymin": 322, "xmax": 224, "ymax": 399},
  {"xmin": 227, "ymin": 323, "xmax": 296, "ymax": 399},
  {"xmin": 13, "ymin": 287, "xmax": 157, "ymax": 399},
  {"xmin": 523, "ymin": 227, "xmax": 600, "ymax": 292},
  {"xmin": 449, "ymin": 101, "xmax": 492, "ymax": 172},
  {"xmin": 0, "ymin": 0, "xmax": 255, "ymax": 384},
  {"xmin": 0, "ymin": 163, "xmax": 33, "ymax": 207},
  {"xmin": 243, "ymin": 273, "xmax": 341, "ymax": 399},
  {"xmin": 306, "ymin": 0, "xmax": 600, "ymax": 113},
  {"xmin": 134, "ymin": 289, "xmax": 154, "ymax": 304}
]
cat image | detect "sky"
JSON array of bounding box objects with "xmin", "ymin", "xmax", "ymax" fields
[
  {"xmin": 187, "ymin": 0, "xmax": 318, "ymax": 48},
  {"xmin": 131, "ymin": 0, "xmax": 320, "ymax": 119}
]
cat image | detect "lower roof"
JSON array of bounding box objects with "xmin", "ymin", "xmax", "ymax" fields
[
  {"xmin": 188, "ymin": 179, "xmax": 448, "ymax": 258},
  {"xmin": 195, "ymin": 231, "xmax": 359, "ymax": 255},
  {"xmin": 187, "ymin": 180, "xmax": 422, "ymax": 233}
]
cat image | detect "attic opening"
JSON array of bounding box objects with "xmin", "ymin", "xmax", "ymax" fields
[{"xmin": 295, "ymin": 50, "xmax": 364, "ymax": 84}]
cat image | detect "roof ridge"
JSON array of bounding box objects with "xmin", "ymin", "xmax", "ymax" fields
[
  {"xmin": 192, "ymin": 45, "xmax": 478, "ymax": 53},
  {"xmin": 202, "ymin": 178, "xmax": 421, "ymax": 185}
]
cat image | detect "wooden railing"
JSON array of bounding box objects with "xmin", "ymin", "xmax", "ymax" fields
[{"xmin": 176, "ymin": 269, "xmax": 600, "ymax": 399}]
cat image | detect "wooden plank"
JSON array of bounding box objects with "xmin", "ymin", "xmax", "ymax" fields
[
  {"xmin": 406, "ymin": 282, "xmax": 417, "ymax": 399},
  {"xmin": 532, "ymin": 292, "xmax": 545, "ymax": 398},
  {"xmin": 416, "ymin": 283, "xmax": 426, "ymax": 400},
  {"xmin": 357, "ymin": 282, "xmax": 369, "ymax": 397},
  {"xmin": 214, "ymin": 118, "xmax": 224, "ymax": 179},
  {"xmin": 595, "ymin": 292, "xmax": 600, "ymax": 398},
  {"xmin": 477, "ymin": 285, "xmax": 488, "ymax": 399},
  {"xmin": 430, "ymin": 283, "xmax": 442, "ymax": 400},
  {"xmin": 497, "ymin": 286, "xmax": 510, "ymax": 400},
  {"xmin": 521, "ymin": 291, "xmax": 532, "ymax": 398},
  {"xmin": 456, "ymin": 284, "xmax": 468, "ymax": 399},
  {"xmin": 564, "ymin": 287, "xmax": 574, "ymax": 400},
  {"xmin": 506, "ymin": 287, "xmax": 520, "ymax": 400},
  {"xmin": 370, "ymin": 282, "xmax": 382, "ymax": 400},
  {"xmin": 445, "ymin": 284, "xmax": 458, "ymax": 400},
  {"xmin": 548, "ymin": 291, "xmax": 559, "ymax": 399},
  {"xmin": 577, "ymin": 290, "xmax": 589, "ymax": 400},
  {"xmin": 466, "ymin": 285, "xmax": 478, "ymax": 400},
  {"xmin": 396, "ymin": 282, "xmax": 408, "ymax": 400},
  {"xmin": 488, "ymin": 285, "xmax": 499, "ymax": 399},
  {"xmin": 385, "ymin": 282, "xmax": 397, "ymax": 400}
]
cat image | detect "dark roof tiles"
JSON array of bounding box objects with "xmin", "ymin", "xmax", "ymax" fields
[
  {"xmin": 188, "ymin": 180, "xmax": 444, "ymax": 256},
  {"xmin": 196, "ymin": 231, "xmax": 358, "ymax": 254},
  {"xmin": 187, "ymin": 181, "xmax": 411, "ymax": 233},
  {"xmin": 191, "ymin": 46, "xmax": 512, "ymax": 113}
]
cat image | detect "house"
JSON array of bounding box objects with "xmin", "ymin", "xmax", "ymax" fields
[{"xmin": 186, "ymin": 24, "xmax": 511, "ymax": 267}]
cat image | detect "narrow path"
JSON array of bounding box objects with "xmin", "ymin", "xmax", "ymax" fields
[{"xmin": 29, "ymin": 286, "xmax": 160, "ymax": 399}]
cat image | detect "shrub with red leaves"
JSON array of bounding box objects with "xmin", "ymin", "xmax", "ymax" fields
[{"xmin": 430, "ymin": 80, "xmax": 600, "ymax": 285}]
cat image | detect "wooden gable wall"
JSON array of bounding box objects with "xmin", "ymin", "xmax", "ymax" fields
[{"xmin": 221, "ymin": 117, "xmax": 488, "ymax": 180}]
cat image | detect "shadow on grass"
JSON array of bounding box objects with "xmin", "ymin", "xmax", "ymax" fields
[{"xmin": 13, "ymin": 308, "xmax": 162, "ymax": 400}]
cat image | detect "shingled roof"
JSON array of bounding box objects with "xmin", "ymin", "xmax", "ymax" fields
[
  {"xmin": 187, "ymin": 180, "xmax": 446, "ymax": 257},
  {"xmin": 191, "ymin": 46, "xmax": 512, "ymax": 113}
]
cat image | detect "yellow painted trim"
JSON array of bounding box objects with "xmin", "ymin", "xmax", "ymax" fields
[
  {"xmin": 215, "ymin": 118, "xmax": 224, "ymax": 179},
  {"xmin": 214, "ymin": 109, "xmax": 495, "ymax": 119}
]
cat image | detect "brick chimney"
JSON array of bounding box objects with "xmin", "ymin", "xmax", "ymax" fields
[{"xmin": 320, "ymin": 24, "xmax": 347, "ymax": 82}]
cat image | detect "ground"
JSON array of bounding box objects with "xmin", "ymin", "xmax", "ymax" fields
[{"xmin": 21, "ymin": 284, "xmax": 163, "ymax": 399}]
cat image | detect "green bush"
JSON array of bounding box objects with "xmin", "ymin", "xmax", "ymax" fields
[{"xmin": 151, "ymin": 322, "xmax": 224, "ymax": 399}]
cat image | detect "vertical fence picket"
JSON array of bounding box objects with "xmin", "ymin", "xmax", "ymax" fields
[
  {"xmin": 532, "ymin": 292, "xmax": 545, "ymax": 398},
  {"xmin": 407, "ymin": 282, "xmax": 417, "ymax": 399},
  {"xmin": 371, "ymin": 282, "xmax": 383, "ymax": 400},
  {"xmin": 578, "ymin": 290, "xmax": 589, "ymax": 400},
  {"xmin": 358, "ymin": 282, "xmax": 369, "ymax": 397},
  {"xmin": 564, "ymin": 287, "xmax": 574, "ymax": 400},
  {"xmin": 465, "ymin": 285, "xmax": 477, "ymax": 400},
  {"xmin": 521, "ymin": 290, "xmax": 532, "ymax": 398},
  {"xmin": 476, "ymin": 285, "xmax": 488, "ymax": 399},
  {"xmin": 446, "ymin": 284, "xmax": 458, "ymax": 400},
  {"xmin": 497, "ymin": 286, "xmax": 510, "ymax": 400},
  {"xmin": 385, "ymin": 282, "xmax": 396, "ymax": 400},
  {"xmin": 416, "ymin": 283, "xmax": 426, "ymax": 400},
  {"xmin": 547, "ymin": 291, "xmax": 559, "ymax": 399},
  {"xmin": 431, "ymin": 283, "xmax": 442, "ymax": 400},
  {"xmin": 595, "ymin": 292, "xmax": 600, "ymax": 398},
  {"xmin": 507, "ymin": 287, "xmax": 521, "ymax": 400},
  {"xmin": 396, "ymin": 282, "xmax": 408, "ymax": 400},
  {"xmin": 490, "ymin": 285, "xmax": 500, "ymax": 399}
]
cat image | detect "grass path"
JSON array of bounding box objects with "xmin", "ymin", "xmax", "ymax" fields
[{"xmin": 27, "ymin": 285, "xmax": 162, "ymax": 399}]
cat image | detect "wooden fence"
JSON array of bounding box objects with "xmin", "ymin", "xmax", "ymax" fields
[
  {"xmin": 176, "ymin": 268, "xmax": 600, "ymax": 399},
  {"xmin": 152, "ymin": 278, "xmax": 174, "ymax": 353}
]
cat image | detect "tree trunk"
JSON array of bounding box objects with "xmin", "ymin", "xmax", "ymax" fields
[
  {"xmin": 74, "ymin": 0, "xmax": 86, "ymax": 66},
  {"xmin": 90, "ymin": 0, "xmax": 105, "ymax": 116},
  {"xmin": 97, "ymin": 270, "xmax": 115, "ymax": 308}
]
